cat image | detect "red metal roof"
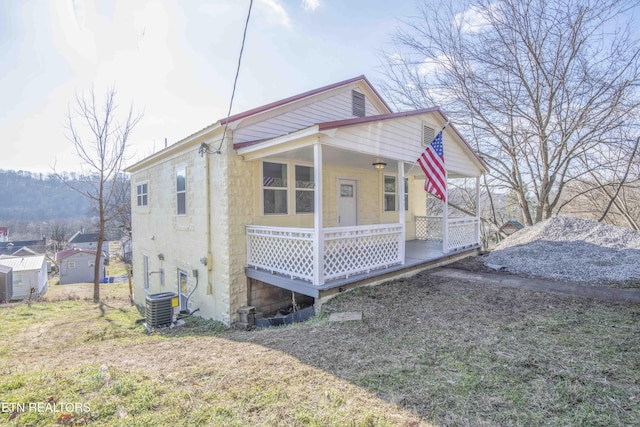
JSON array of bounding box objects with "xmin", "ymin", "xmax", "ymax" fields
[
  {"xmin": 317, "ymin": 107, "xmax": 441, "ymax": 131},
  {"xmin": 56, "ymin": 248, "xmax": 99, "ymax": 261},
  {"xmin": 220, "ymin": 75, "xmax": 392, "ymax": 125},
  {"xmin": 234, "ymin": 106, "xmax": 489, "ymax": 173}
]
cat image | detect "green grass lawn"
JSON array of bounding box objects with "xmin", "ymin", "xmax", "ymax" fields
[{"xmin": 1, "ymin": 276, "xmax": 639, "ymax": 426}]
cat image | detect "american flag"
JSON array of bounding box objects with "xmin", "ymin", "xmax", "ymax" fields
[{"xmin": 417, "ymin": 130, "xmax": 446, "ymax": 202}]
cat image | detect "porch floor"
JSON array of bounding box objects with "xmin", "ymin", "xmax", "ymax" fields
[{"xmin": 245, "ymin": 240, "xmax": 480, "ymax": 298}]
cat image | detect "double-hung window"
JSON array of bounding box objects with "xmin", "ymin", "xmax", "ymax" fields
[
  {"xmin": 136, "ymin": 183, "xmax": 148, "ymax": 206},
  {"xmin": 176, "ymin": 168, "xmax": 186, "ymax": 216},
  {"xmin": 384, "ymin": 175, "xmax": 396, "ymax": 212},
  {"xmin": 295, "ymin": 165, "xmax": 314, "ymax": 214},
  {"xmin": 263, "ymin": 162, "xmax": 288, "ymax": 215}
]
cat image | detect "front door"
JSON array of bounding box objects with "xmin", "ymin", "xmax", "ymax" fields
[{"xmin": 338, "ymin": 178, "xmax": 358, "ymax": 226}]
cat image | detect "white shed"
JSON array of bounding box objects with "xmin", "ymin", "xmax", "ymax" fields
[{"xmin": 0, "ymin": 255, "xmax": 48, "ymax": 300}]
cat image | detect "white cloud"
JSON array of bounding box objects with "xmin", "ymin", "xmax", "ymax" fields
[
  {"xmin": 257, "ymin": 0, "xmax": 291, "ymax": 28},
  {"xmin": 418, "ymin": 55, "xmax": 451, "ymax": 76},
  {"xmin": 301, "ymin": 0, "xmax": 320, "ymax": 12},
  {"xmin": 453, "ymin": 5, "xmax": 492, "ymax": 34}
]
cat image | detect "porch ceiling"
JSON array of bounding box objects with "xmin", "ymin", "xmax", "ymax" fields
[{"xmin": 260, "ymin": 144, "xmax": 473, "ymax": 178}]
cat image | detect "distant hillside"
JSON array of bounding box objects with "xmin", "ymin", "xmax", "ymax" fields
[{"xmin": 0, "ymin": 169, "xmax": 92, "ymax": 220}]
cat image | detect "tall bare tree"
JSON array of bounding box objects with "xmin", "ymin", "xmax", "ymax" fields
[
  {"xmin": 380, "ymin": 0, "xmax": 640, "ymax": 226},
  {"xmin": 59, "ymin": 88, "xmax": 141, "ymax": 302}
]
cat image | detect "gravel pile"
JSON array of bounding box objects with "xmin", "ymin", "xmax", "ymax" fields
[{"xmin": 484, "ymin": 216, "xmax": 640, "ymax": 283}]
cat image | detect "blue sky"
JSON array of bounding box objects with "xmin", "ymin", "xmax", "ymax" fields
[{"xmin": 0, "ymin": 0, "xmax": 421, "ymax": 173}]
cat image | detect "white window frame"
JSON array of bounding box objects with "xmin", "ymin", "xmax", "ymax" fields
[
  {"xmin": 68, "ymin": 261, "xmax": 76, "ymax": 269},
  {"xmin": 294, "ymin": 163, "xmax": 314, "ymax": 215},
  {"xmin": 383, "ymin": 174, "xmax": 397, "ymax": 212},
  {"xmin": 136, "ymin": 182, "xmax": 148, "ymax": 207},
  {"xmin": 262, "ymin": 161, "xmax": 289, "ymax": 216},
  {"xmin": 176, "ymin": 167, "xmax": 187, "ymax": 216}
]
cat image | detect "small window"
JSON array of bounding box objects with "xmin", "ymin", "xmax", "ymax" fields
[
  {"xmin": 176, "ymin": 168, "xmax": 186, "ymax": 215},
  {"xmin": 263, "ymin": 162, "xmax": 288, "ymax": 215},
  {"xmin": 143, "ymin": 254, "xmax": 149, "ymax": 290},
  {"xmin": 404, "ymin": 178, "xmax": 409, "ymax": 212},
  {"xmin": 422, "ymin": 124, "xmax": 436, "ymax": 146},
  {"xmin": 68, "ymin": 261, "xmax": 76, "ymax": 269},
  {"xmin": 384, "ymin": 175, "xmax": 396, "ymax": 212},
  {"xmin": 352, "ymin": 90, "xmax": 365, "ymax": 117},
  {"xmin": 295, "ymin": 165, "xmax": 314, "ymax": 214},
  {"xmin": 88, "ymin": 260, "xmax": 95, "ymax": 267},
  {"xmin": 137, "ymin": 183, "xmax": 148, "ymax": 206}
]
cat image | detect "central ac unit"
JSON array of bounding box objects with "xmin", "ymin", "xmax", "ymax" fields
[{"xmin": 145, "ymin": 292, "xmax": 178, "ymax": 330}]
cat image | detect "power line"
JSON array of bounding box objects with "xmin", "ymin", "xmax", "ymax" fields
[{"xmin": 214, "ymin": 0, "xmax": 253, "ymax": 154}]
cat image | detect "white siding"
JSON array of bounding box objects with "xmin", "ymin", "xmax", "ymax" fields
[
  {"xmin": 233, "ymin": 88, "xmax": 380, "ymax": 143},
  {"xmin": 321, "ymin": 114, "xmax": 482, "ymax": 177}
]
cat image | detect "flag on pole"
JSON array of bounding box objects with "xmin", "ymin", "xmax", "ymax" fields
[{"xmin": 417, "ymin": 129, "xmax": 446, "ymax": 202}]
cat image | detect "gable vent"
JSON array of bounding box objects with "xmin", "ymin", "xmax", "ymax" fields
[
  {"xmin": 352, "ymin": 90, "xmax": 365, "ymax": 117},
  {"xmin": 422, "ymin": 124, "xmax": 435, "ymax": 146}
]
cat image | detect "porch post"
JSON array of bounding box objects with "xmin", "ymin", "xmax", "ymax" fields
[
  {"xmin": 313, "ymin": 142, "xmax": 324, "ymax": 285},
  {"xmin": 398, "ymin": 161, "xmax": 406, "ymax": 264},
  {"xmin": 475, "ymin": 176, "xmax": 481, "ymax": 245},
  {"xmin": 442, "ymin": 172, "xmax": 449, "ymax": 253}
]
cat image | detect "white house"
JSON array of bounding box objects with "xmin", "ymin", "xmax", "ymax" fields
[
  {"xmin": 126, "ymin": 75, "xmax": 488, "ymax": 325},
  {"xmin": 68, "ymin": 231, "xmax": 110, "ymax": 262},
  {"xmin": 0, "ymin": 255, "xmax": 48, "ymax": 300},
  {"xmin": 56, "ymin": 248, "xmax": 106, "ymax": 285}
]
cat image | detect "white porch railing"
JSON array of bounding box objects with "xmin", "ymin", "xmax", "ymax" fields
[
  {"xmin": 246, "ymin": 224, "xmax": 403, "ymax": 284},
  {"xmin": 246, "ymin": 226, "xmax": 314, "ymax": 281},
  {"xmin": 447, "ymin": 217, "xmax": 480, "ymax": 252},
  {"xmin": 415, "ymin": 216, "xmax": 480, "ymax": 252},
  {"xmin": 415, "ymin": 216, "xmax": 442, "ymax": 240},
  {"xmin": 323, "ymin": 224, "xmax": 402, "ymax": 281}
]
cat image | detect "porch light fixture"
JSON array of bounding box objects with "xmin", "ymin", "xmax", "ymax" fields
[{"xmin": 372, "ymin": 162, "xmax": 387, "ymax": 170}]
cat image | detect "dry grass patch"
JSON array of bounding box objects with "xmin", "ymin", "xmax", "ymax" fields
[{"xmin": 0, "ymin": 284, "xmax": 427, "ymax": 426}]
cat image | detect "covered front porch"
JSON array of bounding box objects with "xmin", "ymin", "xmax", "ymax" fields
[
  {"xmin": 235, "ymin": 110, "xmax": 487, "ymax": 298},
  {"xmin": 245, "ymin": 217, "xmax": 480, "ymax": 297}
]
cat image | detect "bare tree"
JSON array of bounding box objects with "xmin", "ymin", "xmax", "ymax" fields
[
  {"xmin": 49, "ymin": 221, "xmax": 68, "ymax": 252},
  {"xmin": 380, "ymin": 0, "xmax": 640, "ymax": 226},
  {"xmin": 58, "ymin": 88, "xmax": 141, "ymax": 302}
]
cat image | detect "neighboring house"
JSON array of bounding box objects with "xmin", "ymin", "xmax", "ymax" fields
[
  {"xmin": 499, "ymin": 220, "xmax": 524, "ymax": 237},
  {"xmin": 126, "ymin": 75, "xmax": 489, "ymax": 325},
  {"xmin": 0, "ymin": 255, "xmax": 48, "ymax": 300},
  {"xmin": 0, "ymin": 239, "xmax": 47, "ymax": 256},
  {"xmin": 120, "ymin": 237, "xmax": 132, "ymax": 264},
  {"xmin": 56, "ymin": 248, "xmax": 105, "ymax": 285},
  {"xmin": 68, "ymin": 231, "xmax": 110, "ymax": 263}
]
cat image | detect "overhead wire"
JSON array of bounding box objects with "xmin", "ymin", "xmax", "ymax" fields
[{"xmin": 213, "ymin": 0, "xmax": 254, "ymax": 154}]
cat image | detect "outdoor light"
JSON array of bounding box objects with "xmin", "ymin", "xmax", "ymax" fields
[{"xmin": 372, "ymin": 162, "xmax": 387, "ymax": 170}]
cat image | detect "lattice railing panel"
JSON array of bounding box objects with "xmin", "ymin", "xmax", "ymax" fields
[
  {"xmin": 323, "ymin": 224, "xmax": 402, "ymax": 281},
  {"xmin": 246, "ymin": 226, "xmax": 314, "ymax": 281},
  {"xmin": 415, "ymin": 216, "xmax": 442, "ymax": 241},
  {"xmin": 447, "ymin": 218, "xmax": 479, "ymax": 252}
]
